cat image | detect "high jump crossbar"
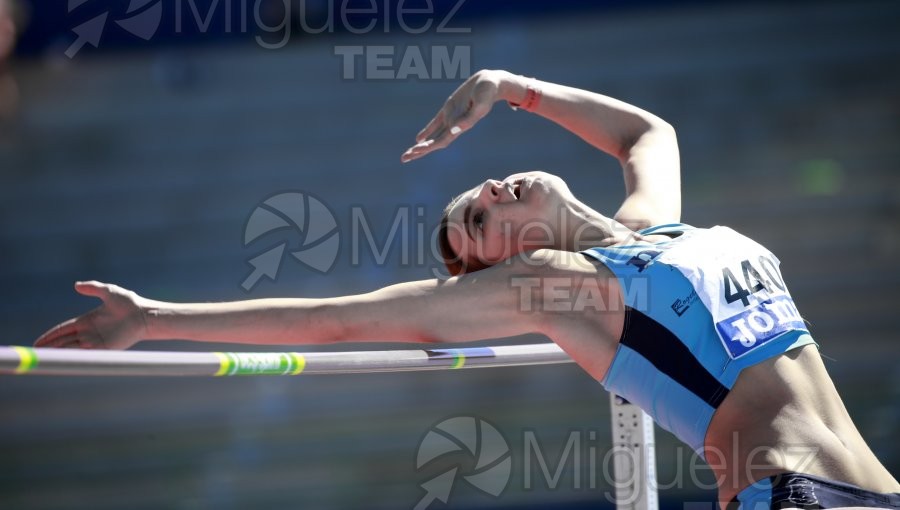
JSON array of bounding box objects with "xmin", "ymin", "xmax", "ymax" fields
[
  {"xmin": 0, "ymin": 344, "xmax": 572, "ymax": 377},
  {"xmin": 0, "ymin": 343, "xmax": 657, "ymax": 510}
]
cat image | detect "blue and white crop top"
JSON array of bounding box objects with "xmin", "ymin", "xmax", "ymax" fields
[{"xmin": 580, "ymin": 224, "xmax": 816, "ymax": 456}]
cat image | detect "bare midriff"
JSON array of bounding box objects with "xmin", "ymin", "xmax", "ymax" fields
[{"xmin": 705, "ymin": 344, "xmax": 900, "ymax": 507}]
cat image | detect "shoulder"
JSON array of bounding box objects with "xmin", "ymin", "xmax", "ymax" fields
[
  {"xmin": 512, "ymin": 250, "xmax": 626, "ymax": 380},
  {"xmin": 514, "ymin": 249, "xmax": 621, "ymax": 309},
  {"xmin": 492, "ymin": 249, "xmax": 621, "ymax": 317},
  {"xmin": 520, "ymin": 248, "xmax": 611, "ymax": 274},
  {"xmin": 508, "ymin": 249, "xmax": 617, "ymax": 291},
  {"xmin": 482, "ymin": 249, "xmax": 617, "ymax": 312}
]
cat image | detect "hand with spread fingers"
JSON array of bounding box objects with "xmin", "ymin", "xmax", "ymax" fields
[
  {"xmin": 401, "ymin": 69, "xmax": 512, "ymax": 163},
  {"xmin": 33, "ymin": 281, "xmax": 148, "ymax": 350}
]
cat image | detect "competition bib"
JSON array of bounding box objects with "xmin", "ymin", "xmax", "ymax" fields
[{"xmin": 656, "ymin": 227, "xmax": 808, "ymax": 359}]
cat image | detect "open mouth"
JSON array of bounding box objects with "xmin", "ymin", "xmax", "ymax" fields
[{"xmin": 512, "ymin": 179, "xmax": 523, "ymax": 199}]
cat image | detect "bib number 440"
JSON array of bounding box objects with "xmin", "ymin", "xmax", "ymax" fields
[
  {"xmin": 721, "ymin": 255, "xmax": 786, "ymax": 307},
  {"xmin": 715, "ymin": 255, "xmax": 806, "ymax": 356}
]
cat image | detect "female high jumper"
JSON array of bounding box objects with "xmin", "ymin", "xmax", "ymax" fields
[{"xmin": 35, "ymin": 69, "xmax": 900, "ymax": 510}]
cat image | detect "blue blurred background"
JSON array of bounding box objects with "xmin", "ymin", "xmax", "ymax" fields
[{"xmin": 0, "ymin": 1, "xmax": 898, "ymax": 509}]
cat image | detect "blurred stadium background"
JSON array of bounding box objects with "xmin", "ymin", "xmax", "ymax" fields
[{"xmin": 0, "ymin": 1, "xmax": 898, "ymax": 509}]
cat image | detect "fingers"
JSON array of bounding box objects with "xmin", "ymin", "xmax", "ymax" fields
[
  {"xmin": 402, "ymin": 119, "xmax": 472, "ymax": 163},
  {"xmin": 415, "ymin": 110, "xmax": 445, "ymax": 143},
  {"xmin": 406, "ymin": 100, "xmax": 463, "ymax": 161},
  {"xmin": 33, "ymin": 280, "xmax": 114, "ymax": 349},
  {"xmin": 35, "ymin": 328, "xmax": 101, "ymax": 349},
  {"xmin": 34, "ymin": 318, "xmax": 79, "ymax": 347},
  {"xmin": 50, "ymin": 336, "xmax": 99, "ymax": 349},
  {"xmin": 402, "ymin": 126, "xmax": 454, "ymax": 163},
  {"xmin": 403, "ymin": 99, "xmax": 491, "ymax": 163},
  {"xmin": 39, "ymin": 332, "xmax": 79, "ymax": 348}
]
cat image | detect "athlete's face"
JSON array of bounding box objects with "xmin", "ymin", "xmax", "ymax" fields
[{"xmin": 444, "ymin": 171, "xmax": 574, "ymax": 273}]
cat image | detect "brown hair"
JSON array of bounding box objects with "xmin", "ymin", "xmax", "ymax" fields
[{"xmin": 437, "ymin": 193, "xmax": 465, "ymax": 276}]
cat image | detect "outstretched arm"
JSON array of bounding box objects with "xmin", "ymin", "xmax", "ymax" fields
[
  {"xmin": 402, "ymin": 69, "xmax": 681, "ymax": 230},
  {"xmin": 33, "ymin": 253, "xmax": 556, "ymax": 350},
  {"xmin": 143, "ymin": 263, "xmax": 542, "ymax": 346}
]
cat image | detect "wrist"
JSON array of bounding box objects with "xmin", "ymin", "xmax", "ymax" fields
[
  {"xmin": 138, "ymin": 298, "xmax": 166, "ymax": 341},
  {"xmin": 498, "ymin": 72, "xmax": 541, "ymax": 112},
  {"xmin": 496, "ymin": 71, "xmax": 527, "ymax": 104}
]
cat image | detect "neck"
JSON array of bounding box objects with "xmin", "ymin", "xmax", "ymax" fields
[{"xmin": 558, "ymin": 198, "xmax": 636, "ymax": 251}]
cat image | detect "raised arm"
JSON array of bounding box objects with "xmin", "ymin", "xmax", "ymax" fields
[
  {"xmin": 34, "ymin": 253, "xmax": 556, "ymax": 350},
  {"xmin": 402, "ymin": 69, "xmax": 681, "ymax": 229}
]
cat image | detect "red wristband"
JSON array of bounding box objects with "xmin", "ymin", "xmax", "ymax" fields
[{"xmin": 508, "ymin": 82, "xmax": 542, "ymax": 112}]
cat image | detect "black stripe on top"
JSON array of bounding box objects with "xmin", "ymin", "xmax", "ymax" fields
[{"xmin": 620, "ymin": 307, "xmax": 729, "ymax": 408}]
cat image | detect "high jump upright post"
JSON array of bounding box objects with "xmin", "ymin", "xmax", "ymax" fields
[{"xmin": 610, "ymin": 394, "xmax": 659, "ymax": 510}]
